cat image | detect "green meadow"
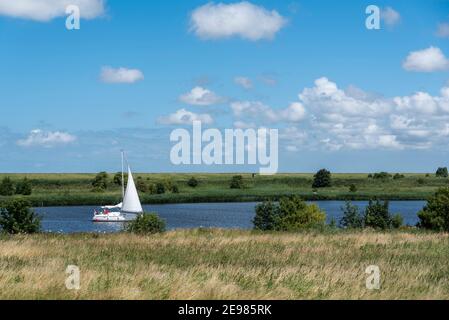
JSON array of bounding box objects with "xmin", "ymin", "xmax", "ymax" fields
[{"xmin": 0, "ymin": 173, "xmax": 448, "ymax": 206}]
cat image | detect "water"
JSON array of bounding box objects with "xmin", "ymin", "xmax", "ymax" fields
[{"xmin": 34, "ymin": 201, "xmax": 426, "ymax": 234}]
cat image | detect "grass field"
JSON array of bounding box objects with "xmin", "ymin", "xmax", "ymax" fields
[
  {"xmin": 0, "ymin": 229, "xmax": 448, "ymax": 299},
  {"xmin": 0, "ymin": 173, "xmax": 448, "ymax": 206}
]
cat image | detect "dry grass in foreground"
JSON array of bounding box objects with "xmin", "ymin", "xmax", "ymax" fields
[{"xmin": 0, "ymin": 229, "xmax": 448, "ymax": 300}]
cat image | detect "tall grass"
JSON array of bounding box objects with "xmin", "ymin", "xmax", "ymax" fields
[{"xmin": 0, "ymin": 229, "xmax": 448, "ymax": 299}]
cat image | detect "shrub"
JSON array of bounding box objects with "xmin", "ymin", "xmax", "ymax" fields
[
  {"xmin": 418, "ymin": 187, "xmax": 449, "ymax": 231},
  {"xmin": 312, "ymin": 169, "xmax": 331, "ymax": 188},
  {"xmin": 364, "ymin": 200, "xmax": 402, "ymax": 230},
  {"xmin": 253, "ymin": 201, "xmax": 278, "ymax": 231},
  {"xmin": 340, "ymin": 201, "xmax": 363, "ymax": 229},
  {"xmin": 253, "ymin": 196, "xmax": 326, "ymax": 231},
  {"xmin": 113, "ymin": 172, "xmax": 128, "ymax": 186},
  {"xmin": 277, "ymin": 196, "xmax": 326, "ymax": 231},
  {"xmin": 155, "ymin": 183, "xmax": 165, "ymax": 194},
  {"xmin": 349, "ymin": 184, "xmax": 357, "ymax": 193},
  {"xmin": 0, "ymin": 177, "xmax": 15, "ymax": 196},
  {"xmin": 171, "ymin": 185, "xmax": 179, "ymax": 194},
  {"xmin": 373, "ymin": 172, "xmax": 392, "ymax": 180},
  {"xmin": 393, "ymin": 173, "xmax": 405, "ymax": 180},
  {"xmin": 187, "ymin": 177, "xmax": 199, "ymax": 188},
  {"xmin": 417, "ymin": 178, "xmax": 425, "ymax": 185},
  {"xmin": 92, "ymin": 172, "xmax": 108, "ymax": 190},
  {"xmin": 0, "ymin": 199, "xmax": 41, "ymax": 234},
  {"xmin": 230, "ymin": 175, "xmax": 244, "ymax": 189},
  {"xmin": 367, "ymin": 174, "xmax": 373, "ymax": 178},
  {"xmin": 436, "ymin": 167, "xmax": 448, "ymax": 178},
  {"xmin": 136, "ymin": 178, "xmax": 148, "ymax": 193},
  {"xmin": 125, "ymin": 213, "xmax": 166, "ymax": 234},
  {"xmin": 391, "ymin": 214, "xmax": 404, "ymax": 229},
  {"xmin": 15, "ymin": 178, "xmax": 32, "ymax": 195}
]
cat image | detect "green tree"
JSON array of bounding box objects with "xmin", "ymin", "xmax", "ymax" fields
[
  {"xmin": 364, "ymin": 200, "xmax": 402, "ymax": 230},
  {"xmin": 418, "ymin": 187, "xmax": 449, "ymax": 231},
  {"xmin": 349, "ymin": 184, "xmax": 357, "ymax": 193},
  {"xmin": 373, "ymin": 172, "xmax": 392, "ymax": 180},
  {"xmin": 312, "ymin": 169, "xmax": 331, "ymax": 188},
  {"xmin": 15, "ymin": 178, "xmax": 32, "ymax": 196},
  {"xmin": 187, "ymin": 177, "xmax": 199, "ymax": 188},
  {"xmin": 92, "ymin": 172, "xmax": 108, "ymax": 190},
  {"xmin": 113, "ymin": 172, "xmax": 128, "ymax": 186},
  {"xmin": 436, "ymin": 167, "xmax": 448, "ymax": 178},
  {"xmin": 230, "ymin": 175, "xmax": 244, "ymax": 189},
  {"xmin": 0, "ymin": 177, "xmax": 15, "ymax": 196},
  {"xmin": 393, "ymin": 173, "xmax": 405, "ymax": 180},
  {"xmin": 125, "ymin": 213, "xmax": 166, "ymax": 235},
  {"xmin": 155, "ymin": 182, "xmax": 165, "ymax": 194},
  {"xmin": 136, "ymin": 177, "xmax": 148, "ymax": 193},
  {"xmin": 0, "ymin": 199, "xmax": 41, "ymax": 234},
  {"xmin": 253, "ymin": 201, "xmax": 278, "ymax": 231},
  {"xmin": 340, "ymin": 201, "xmax": 363, "ymax": 229},
  {"xmin": 276, "ymin": 196, "xmax": 326, "ymax": 231}
]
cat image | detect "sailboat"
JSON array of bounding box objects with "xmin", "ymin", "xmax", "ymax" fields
[{"xmin": 92, "ymin": 151, "xmax": 143, "ymax": 222}]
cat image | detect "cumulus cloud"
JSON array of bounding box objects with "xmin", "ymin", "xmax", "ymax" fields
[
  {"xmin": 381, "ymin": 7, "xmax": 400, "ymax": 27},
  {"xmin": 402, "ymin": 47, "xmax": 449, "ymax": 72},
  {"xmin": 436, "ymin": 23, "xmax": 449, "ymax": 38},
  {"xmin": 100, "ymin": 66, "xmax": 144, "ymax": 84},
  {"xmin": 231, "ymin": 101, "xmax": 306, "ymax": 123},
  {"xmin": 17, "ymin": 129, "xmax": 77, "ymax": 148},
  {"xmin": 157, "ymin": 109, "xmax": 214, "ymax": 125},
  {"xmin": 190, "ymin": 1, "xmax": 287, "ymax": 41},
  {"xmin": 0, "ymin": 0, "xmax": 105, "ymax": 22},
  {"xmin": 179, "ymin": 86, "xmax": 224, "ymax": 106},
  {"xmin": 234, "ymin": 76, "xmax": 253, "ymax": 89}
]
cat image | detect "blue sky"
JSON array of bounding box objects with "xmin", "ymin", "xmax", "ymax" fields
[{"xmin": 0, "ymin": 0, "xmax": 449, "ymax": 173}]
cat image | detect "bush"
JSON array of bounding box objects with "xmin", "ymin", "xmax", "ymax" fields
[
  {"xmin": 15, "ymin": 178, "xmax": 32, "ymax": 195},
  {"xmin": 136, "ymin": 178, "xmax": 148, "ymax": 193},
  {"xmin": 373, "ymin": 172, "xmax": 392, "ymax": 180},
  {"xmin": 339, "ymin": 201, "xmax": 363, "ymax": 229},
  {"xmin": 312, "ymin": 169, "xmax": 331, "ymax": 188},
  {"xmin": 125, "ymin": 213, "xmax": 165, "ymax": 234},
  {"xmin": 155, "ymin": 183, "xmax": 165, "ymax": 194},
  {"xmin": 418, "ymin": 187, "xmax": 449, "ymax": 231},
  {"xmin": 113, "ymin": 172, "xmax": 128, "ymax": 186},
  {"xmin": 171, "ymin": 185, "xmax": 179, "ymax": 194},
  {"xmin": 349, "ymin": 184, "xmax": 357, "ymax": 193},
  {"xmin": 393, "ymin": 173, "xmax": 405, "ymax": 180},
  {"xmin": 0, "ymin": 199, "xmax": 41, "ymax": 234},
  {"xmin": 253, "ymin": 201, "xmax": 278, "ymax": 231},
  {"xmin": 0, "ymin": 177, "xmax": 15, "ymax": 196},
  {"xmin": 230, "ymin": 175, "xmax": 244, "ymax": 189},
  {"xmin": 253, "ymin": 196, "xmax": 326, "ymax": 231},
  {"xmin": 187, "ymin": 177, "xmax": 199, "ymax": 188},
  {"xmin": 92, "ymin": 172, "xmax": 108, "ymax": 190},
  {"xmin": 436, "ymin": 167, "xmax": 448, "ymax": 178},
  {"xmin": 364, "ymin": 200, "xmax": 402, "ymax": 230}
]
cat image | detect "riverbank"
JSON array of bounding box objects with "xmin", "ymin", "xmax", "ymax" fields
[
  {"xmin": 1, "ymin": 173, "xmax": 447, "ymax": 206},
  {"xmin": 0, "ymin": 229, "xmax": 448, "ymax": 299}
]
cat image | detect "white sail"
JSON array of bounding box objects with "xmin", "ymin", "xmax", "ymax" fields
[{"xmin": 121, "ymin": 166, "xmax": 143, "ymax": 214}]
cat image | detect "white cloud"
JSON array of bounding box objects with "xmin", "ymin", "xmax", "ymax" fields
[
  {"xmin": 231, "ymin": 101, "xmax": 306, "ymax": 123},
  {"xmin": 100, "ymin": 66, "xmax": 144, "ymax": 84},
  {"xmin": 179, "ymin": 86, "xmax": 224, "ymax": 106},
  {"xmin": 402, "ymin": 47, "xmax": 449, "ymax": 72},
  {"xmin": 190, "ymin": 1, "xmax": 287, "ymax": 41},
  {"xmin": 436, "ymin": 23, "xmax": 449, "ymax": 38},
  {"xmin": 157, "ymin": 109, "xmax": 214, "ymax": 125},
  {"xmin": 17, "ymin": 129, "xmax": 77, "ymax": 148},
  {"xmin": 234, "ymin": 76, "xmax": 253, "ymax": 89},
  {"xmin": 377, "ymin": 135, "xmax": 402, "ymax": 149},
  {"xmin": 381, "ymin": 7, "xmax": 400, "ymax": 27},
  {"xmin": 0, "ymin": 0, "xmax": 105, "ymax": 22}
]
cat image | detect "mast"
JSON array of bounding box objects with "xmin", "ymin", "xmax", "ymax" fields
[{"xmin": 121, "ymin": 150, "xmax": 125, "ymax": 199}]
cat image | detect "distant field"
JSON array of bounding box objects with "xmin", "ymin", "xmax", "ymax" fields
[
  {"xmin": 0, "ymin": 173, "xmax": 448, "ymax": 206},
  {"xmin": 0, "ymin": 229, "xmax": 448, "ymax": 299}
]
